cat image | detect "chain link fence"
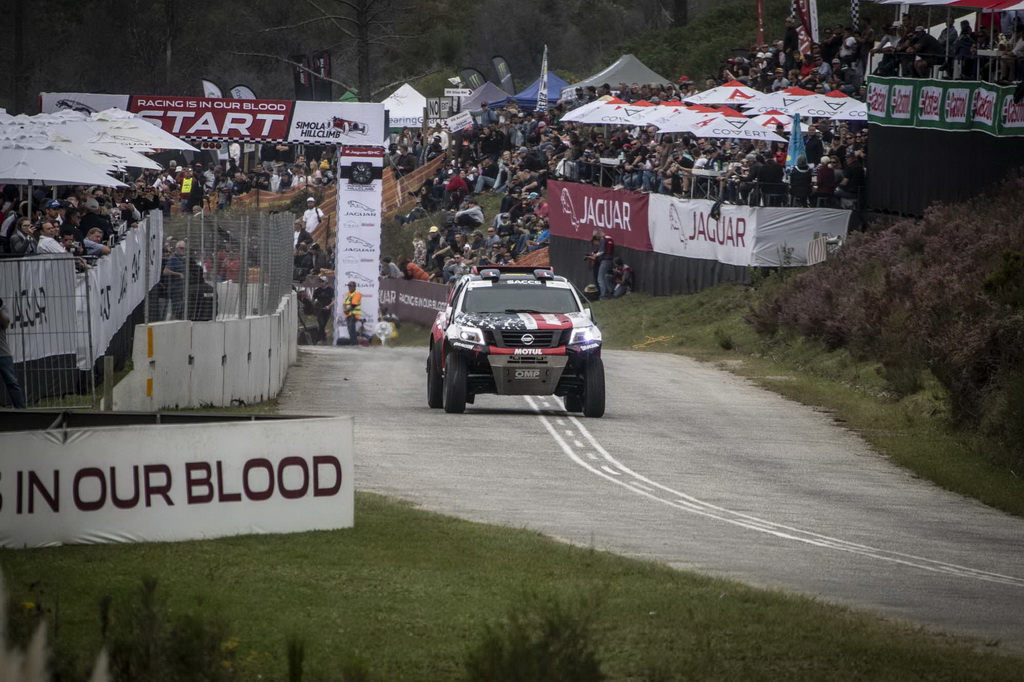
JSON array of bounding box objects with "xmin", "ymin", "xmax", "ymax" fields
[{"xmin": 156, "ymin": 211, "xmax": 295, "ymax": 323}]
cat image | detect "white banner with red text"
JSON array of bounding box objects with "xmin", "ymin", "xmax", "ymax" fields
[
  {"xmin": 334, "ymin": 146, "xmax": 384, "ymax": 343},
  {"xmin": 550, "ymin": 182, "xmax": 850, "ymax": 267},
  {"xmin": 0, "ymin": 417, "xmax": 354, "ymax": 547}
]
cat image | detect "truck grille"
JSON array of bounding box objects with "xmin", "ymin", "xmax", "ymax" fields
[{"xmin": 498, "ymin": 330, "xmax": 557, "ymax": 348}]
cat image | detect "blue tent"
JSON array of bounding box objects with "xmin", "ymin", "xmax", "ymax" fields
[{"xmin": 489, "ymin": 72, "xmax": 570, "ymax": 111}]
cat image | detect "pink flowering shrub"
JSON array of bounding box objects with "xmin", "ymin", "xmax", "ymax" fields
[{"xmin": 749, "ymin": 176, "xmax": 1024, "ymax": 460}]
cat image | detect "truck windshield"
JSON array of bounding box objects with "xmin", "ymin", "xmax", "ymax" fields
[{"xmin": 462, "ymin": 285, "xmax": 580, "ymax": 315}]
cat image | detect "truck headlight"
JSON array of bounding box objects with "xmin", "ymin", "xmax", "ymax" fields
[
  {"xmin": 451, "ymin": 325, "xmax": 484, "ymax": 345},
  {"xmin": 569, "ymin": 326, "xmax": 602, "ymax": 345}
]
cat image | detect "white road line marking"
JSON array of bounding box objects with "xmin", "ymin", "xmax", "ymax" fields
[
  {"xmin": 585, "ymin": 453, "xmax": 597, "ymax": 460},
  {"xmin": 573, "ymin": 440, "xmax": 585, "ymax": 448},
  {"xmin": 629, "ymin": 481, "xmax": 655, "ymax": 493},
  {"xmin": 523, "ymin": 397, "xmax": 1024, "ymax": 588},
  {"xmin": 564, "ymin": 430, "xmax": 575, "ymax": 437},
  {"xmin": 556, "ymin": 419, "xmax": 566, "ymax": 425}
]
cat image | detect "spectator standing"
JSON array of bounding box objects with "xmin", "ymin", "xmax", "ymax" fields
[
  {"xmin": 313, "ymin": 276, "xmax": 335, "ymax": 342},
  {"xmin": 8, "ymin": 218, "xmax": 35, "ymax": 255},
  {"xmin": 587, "ymin": 229, "xmax": 615, "ymax": 300},
  {"xmin": 303, "ymin": 197, "xmax": 325, "ymax": 235},
  {"xmin": 82, "ymin": 227, "xmax": 111, "ymax": 257},
  {"xmin": 166, "ymin": 241, "xmax": 188, "ymax": 319},
  {"xmin": 341, "ymin": 280, "xmax": 362, "ymax": 345},
  {"xmin": 294, "ymin": 218, "xmax": 314, "ymax": 247},
  {"xmin": 0, "ymin": 299, "xmax": 27, "ymax": 409}
]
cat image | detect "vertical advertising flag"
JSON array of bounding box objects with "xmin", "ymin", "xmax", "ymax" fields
[
  {"xmin": 312, "ymin": 50, "xmax": 333, "ymax": 101},
  {"xmin": 492, "ymin": 55, "xmax": 515, "ymax": 93},
  {"xmin": 458, "ymin": 68, "xmax": 487, "ymax": 92},
  {"xmin": 292, "ymin": 54, "xmax": 313, "ymax": 100},
  {"xmin": 786, "ymin": 113, "xmax": 805, "ymax": 168},
  {"xmin": 334, "ymin": 146, "xmax": 384, "ymax": 345},
  {"xmin": 229, "ymin": 84, "xmax": 257, "ymax": 100},
  {"xmin": 201, "ymin": 80, "xmax": 223, "ymax": 98},
  {"xmin": 794, "ymin": 0, "xmax": 819, "ymax": 56},
  {"xmin": 537, "ymin": 45, "xmax": 549, "ymax": 113},
  {"xmin": 757, "ymin": 0, "xmax": 765, "ymax": 45}
]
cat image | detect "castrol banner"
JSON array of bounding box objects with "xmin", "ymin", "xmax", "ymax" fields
[
  {"xmin": 0, "ymin": 417, "xmax": 354, "ymax": 547},
  {"xmin": 648, "ymin": 195, "xmax": 754, "ymax": 266},
  {"xmin": 549, "ymin": 180, "xmax": 651, "ymax": 251},
  {"xmin": 866, "ymin": 77, "xmax": 1024, "ymax": 136}
]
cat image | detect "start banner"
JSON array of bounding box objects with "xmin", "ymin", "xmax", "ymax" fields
[
  {"xmin": 549, "ymin": 181, "xmax": 652, "ymax": 251},
  {"xmin": 0, "ymin": 416, "xmax": 354, "ymax": 547},
  {"xmin": 867, "ymin": 77, "xmax": 1024, "ymax": 137},
  {"xmin": 42, "ymin": 93, "xmax": 386, "ymax": 144}
]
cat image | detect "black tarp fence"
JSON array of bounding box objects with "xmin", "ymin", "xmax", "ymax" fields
[
  {"xmin": 550, "ymin": 236, "xmax": 751, "ymax": 297},
  {"xmin": 867, "ymin": 123, "xmax": 1024, "ymax": 216}
]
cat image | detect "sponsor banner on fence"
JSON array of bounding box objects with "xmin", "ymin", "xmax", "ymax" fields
[
  {"xmin": 288, "ymin": 101, "xmax": 386, "ymax": 145},
  {"xmin": 648, "ymin": 195, "xmax": 755, "ymax": 266},
  {"xmin": 379, "ymin": 278, "xmax": 448, "ymax": 326},
  {"xmin": 556, "ymin": 187, "xmax": 850, "ymax": 267},
  {"xmin": 549, "ymin": 181, "xmax": 652, "ymax": 252},
  {"xmin": 867, "ymin": 77, "xmax": 1024, "ymax": 136},
  {"xmin": 750, "ymin": 207, "xmax": 849, "ymax": 267},
  {"xmin": 334, "ymin": 146, "xmax": 384, "ymax": 343},
  {"xmin": 0, "ymin": 417, "xmax": 354, "ymax": 547},
  {"xmin": 44, "ymin": 93, "xmax": 387, "ymax": 144},
  {"xmin": 76, "ymin": 215, "xmax": 163, "ymax": 369},
  {"xmin": 0, "ymin": 256, "xmax": 78, "ymax": 363}
]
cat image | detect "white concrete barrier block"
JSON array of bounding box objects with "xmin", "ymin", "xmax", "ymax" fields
[
  {"xmin": 248, "ymin": 316, "xmax": 272, "ymax": 404},
  {"xmin": 223, "ymin": 318, "xmax": 252, "ymax": 404},
  {"xmin": 151, "ymin": 321, "xmax": 192, "ymax": 409},
  {"xmin": 190, "ymin": 322, "xmax": 227, "ymax": 407}
]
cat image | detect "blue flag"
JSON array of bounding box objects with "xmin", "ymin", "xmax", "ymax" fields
[{"xmin": 786, "ymin": 112, "xmax": 805, "ymax": 169}]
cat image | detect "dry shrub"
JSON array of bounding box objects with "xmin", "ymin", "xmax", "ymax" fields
[{"xmin": 748, "ymin": 175, "xmax": 1024, "ymax": 453}]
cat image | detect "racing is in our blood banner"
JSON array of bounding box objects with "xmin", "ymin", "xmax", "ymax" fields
[
  {"xmin": 129, "ymin": 96, "xmax": 294, "ymax": 140},
  {"xmin": 334, "ymin": 146, "xmax": 385, "ymax": 344},
  {"xmin": 548, "ymin": 180, "xmax": 652, "ymax": 251}
]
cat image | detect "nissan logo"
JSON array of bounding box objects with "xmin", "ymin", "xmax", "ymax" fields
[{"xmin": 521, "ymin": 334, "xmax": 535, "ymax": 346}]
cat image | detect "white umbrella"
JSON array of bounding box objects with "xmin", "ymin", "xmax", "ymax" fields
[
  {"xmin": 568, "ymin": 98, "xmax": 658, "ymax": 125},
  {"xmin": 49, "ymin": 133, "xmax": 162, "ymax": 171},
  {"xmin": 90, "ymin": 111, "xmax": 199, "ymax": 151},
  {"xmin": 683, "ymin": 80, "xmax": 763, "ymax": 106},
  {"xmin": 745, "ymin": 111, "xmax": 795, "ymax": 130},
  {"xmin": 741, "ymin": 87, "xmax": 817, "ymax": 114},
  {"xmin": 559, "ymin": 96, "xmax": 614, "ymax": 123},
  {"xmin": 780, "ymin": 92, "xmax": 853, "ymax": 118},
  {"xmin": 688, "ymin": 115, "xmax": 788, "ymax": 142},
  {"xmin": 829, "ymin": 100, "xmax": 868, "ymax": 122},
  {"xmin": 0, "ymin": 141, "xmax": 127, "ymax": 219},
  {"xmin": 651, "ymin": 108, "xmax": 723, "ymax": 134}
]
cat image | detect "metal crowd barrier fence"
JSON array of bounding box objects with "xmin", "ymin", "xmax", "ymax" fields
[{"xmin": 158, "ymin": 211, "xmax": 295, "ymax": 323}]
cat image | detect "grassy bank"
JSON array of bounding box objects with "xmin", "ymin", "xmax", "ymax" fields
[
  {"xmin": 3, "ymin": 493, "xmax": 1021, "ymax": 681},
  {"xmin": 587, "ymin": 284, "xmax": 1024, "ymax": 518}
]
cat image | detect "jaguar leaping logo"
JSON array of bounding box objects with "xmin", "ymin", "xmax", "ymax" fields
[
  {"xmin": 55, "ymin": 99, "xmax": 97, "ymax": 114},
  {"xmin": 669, "ymin": 203, "xmax": 687, "ymax": 249},
  {"xmin": 559, "ymin": 187, "xmax": 579, "ymax": 232},
  {"xmin": 345, "ymin": 236, "xmax": 374, "ymax": 249},
  {"xmin": 345, "ymin": 271, "xmax": 375, "ymax": 285},
  {"xmin": 347, "ymin": 200, "xmax": 374, "ymax": 212}
]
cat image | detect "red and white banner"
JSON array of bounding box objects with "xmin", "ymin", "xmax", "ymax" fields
[
  {"xmin": 42, "ymin": 93, "xmax": 385, "ymax": 144},
  {"xmin": 0, "ymin": 417, "xmax": 354, "ymax": 547},
  {"xmin": 794, "ymin": 0, "xmax": 819, "ymax": 56},
  {"xmin": 553, "ymin": 185, "xmax": 849, "ymax": 267},
  {"xmin": 549, "ymin": 181, "xmax": 652, "ymax": 251},
  {"xmin": 334, "ymin": 146, "xmax": 385, "ymax": 343}
]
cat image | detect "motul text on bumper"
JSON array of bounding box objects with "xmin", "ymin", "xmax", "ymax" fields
[{"xmin": 447, "ymin": 341, "xmax": 601, "ymax": 396}]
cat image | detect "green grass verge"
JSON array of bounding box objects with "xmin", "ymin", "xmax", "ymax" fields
[
  {"xmin": 3, "ymin": 493, "xmax": 1021, "ymax": 681},
  {"xmin": 590, "ymin": 284, "xmax": 1024, "ymax": 518}
]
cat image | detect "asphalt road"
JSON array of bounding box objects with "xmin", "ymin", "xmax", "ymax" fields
[{"xmin": 278, "ymin": 345, "xmax": 1024, "ymax": 652}]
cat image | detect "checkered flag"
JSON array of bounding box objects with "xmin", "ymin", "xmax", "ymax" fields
[{"xmin": 851, "ymin": 0, "xmax": 859, "ymax": 27}]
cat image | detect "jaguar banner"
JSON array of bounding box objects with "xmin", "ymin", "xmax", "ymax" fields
[
  {"xmin": 548, "ymin": 181, "xmax": 652, "ymax": 252},
  {"xmin": 867, "ymin": 77, "xmax": 1024, "ymax": 136},
  {"xmin": 334, "ymin": 146, "xmax": 384, "ymax": 344}
]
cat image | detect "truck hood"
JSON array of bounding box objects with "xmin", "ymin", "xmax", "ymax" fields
[{"xmin": 454, "ymin": 311, "xmax": 591, "ymax": 331}]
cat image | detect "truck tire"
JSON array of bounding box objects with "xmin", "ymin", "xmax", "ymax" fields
[
  {"xmin": 427, "ymin": 346, "xmax": 443, "ymax": 409},
  {"xmin": 564, "ymin": 393, "xmax": 583, "ymax": 413},
  {"xmin": 582, "ymin": 356, "xmax": 605, "ymax": 418},
  {"xmin": 443, "ymin": 352, "xmax": 468, "ymax": 414}
]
